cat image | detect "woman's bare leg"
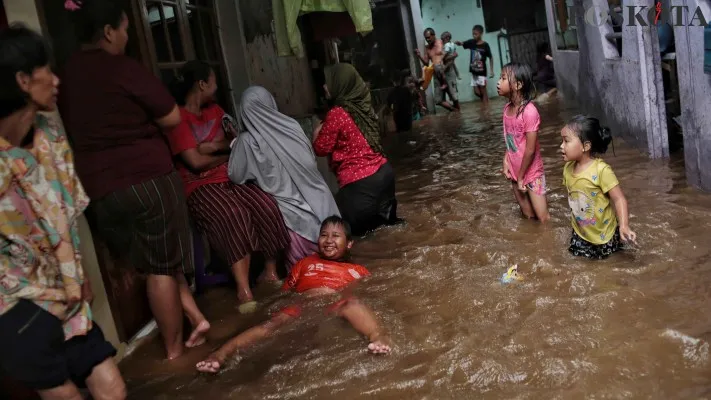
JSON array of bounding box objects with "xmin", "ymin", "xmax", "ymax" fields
[
  {"xmin": 176, "ymin": 274, "xmax": 210, "ymax": 348},
  {"xmin": 336, "ymin": 298, "xmax": 391, "ymax": 354},
  {"xmin": 37, "ymin": 382, "xmax": 83, "ymax": 400},
  {"xmin": 196, "ymin": 312, "xmax": 294, "ymax": 374},
  {"xmin": 84, "ymin": 358, "xmax": 127, "ymax": 400},
  {"xmin": 146, "ymin": 274, "xmax": 184, "ymax": 360},
  {"xmin": 231, "ymin": 254, "xmax": 253, "ymax": 304},
  {"xmin": 259, "ymin": 258, "xmax": 280, "ymax": 283}
]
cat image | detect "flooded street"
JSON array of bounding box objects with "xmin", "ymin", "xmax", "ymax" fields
[{"xmin": 121, "ymin": 97, "xmax": 711, "ymax": 399}]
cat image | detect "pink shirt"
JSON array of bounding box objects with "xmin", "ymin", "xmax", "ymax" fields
[
  {"xmin": 314, "ymin": 106, "xmax": 387, "ymax": 187},
  {"xmin": 503, "ymin": 102, "xmax": 545, "ymax": 185}
]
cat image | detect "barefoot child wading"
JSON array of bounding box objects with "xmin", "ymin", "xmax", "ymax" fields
[
  {"xmin": 497, "ymin": 62, "xmax": 550, "ymax": 222},
  {"xmin": 560, "ymin": 116, "xmax": 637, "ymax": 259},
  {"xmin": 196, "ymin": 216, "xmax": 391, "ymax": 373}
]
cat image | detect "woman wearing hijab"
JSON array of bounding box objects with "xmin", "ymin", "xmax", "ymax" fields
[
  {"xmin": 229, "ymin": 86, "xmax": 340, "ymax": 269},
  {"xmin": 167, "ymin": 62, "xmax": 290, "ymax": 314},
  {"xmin": 313, "ymin": 63, "xmax": 400, "ymax": 237}
]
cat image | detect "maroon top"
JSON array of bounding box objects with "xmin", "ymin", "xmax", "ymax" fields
[
  {"xmin": 313, "ymin": 106, "xmax": 387, "ymax": 187},
  {"xmin": 58, "ymin": 49, "xmax": 177, "ymax": 199}
]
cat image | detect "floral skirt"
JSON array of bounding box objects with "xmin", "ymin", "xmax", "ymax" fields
[{"xmin": 568, "ymin": 228, "xmax": 622, "ymax": 260}]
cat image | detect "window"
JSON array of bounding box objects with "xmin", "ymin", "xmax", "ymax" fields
[
  {"xmin": 553, "ymin": 0, "xmax": 579, "ymax": 50},
  {"xmin": 139, "ymin": 0, "xmax": 230, "ymax": 109},
  {"xmin": 482, "ymin": 0, "xmax": 546, "ymax": 33}
]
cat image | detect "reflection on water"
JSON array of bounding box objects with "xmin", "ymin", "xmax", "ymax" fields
[{"xmin": 121, "ymin": 97, "xmax": 711, "ymax": 399}]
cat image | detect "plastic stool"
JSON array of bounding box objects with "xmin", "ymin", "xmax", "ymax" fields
[{"xmin": 193, "ymin": 230, "xmax": 229, "ymax": 294}]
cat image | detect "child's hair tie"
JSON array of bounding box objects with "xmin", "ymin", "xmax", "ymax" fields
[{"xmin": 64, "ymin": 0, "xmax": 83, "ymax": 11}]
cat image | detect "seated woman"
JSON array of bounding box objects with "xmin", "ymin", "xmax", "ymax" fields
[
  {"xmin": 168, "ymin": 61, "xmax": 290, "ymax": 314},
  {"xmin": 313, "ymin": 63, "xmax": 401, "ymax": 237},
  {"xmin": 229, "ymin": 86, "xmax": 341, "ymax": 269}
]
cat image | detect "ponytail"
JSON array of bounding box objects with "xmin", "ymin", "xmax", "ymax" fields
[{"xmin": 565, "ymin": 115, "xmax": 614, "ymax": 156}]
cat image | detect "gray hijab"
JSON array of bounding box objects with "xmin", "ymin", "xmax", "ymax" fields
[{"xmin": 228, "ymin": 86, "xmax": 340, "ymax": 242}]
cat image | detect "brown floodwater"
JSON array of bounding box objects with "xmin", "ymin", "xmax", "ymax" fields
[{"xmin": 120, "ymin": 96, "xmax": 711, "ymax": 399}]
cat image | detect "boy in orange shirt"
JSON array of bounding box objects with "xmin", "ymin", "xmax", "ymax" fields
[{"xmin": 196, "ymin": 216, "xmax": 391, "ymax": 373}]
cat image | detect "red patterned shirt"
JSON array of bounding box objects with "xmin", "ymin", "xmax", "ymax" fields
[{"xmin": 313, "ymin": 106, "xmax": 387, "ymax": 187}]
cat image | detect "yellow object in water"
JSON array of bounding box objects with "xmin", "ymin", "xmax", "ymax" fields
[{"xmin": 501, "ymin": 265, "xmax": 523, "ymax": 284}]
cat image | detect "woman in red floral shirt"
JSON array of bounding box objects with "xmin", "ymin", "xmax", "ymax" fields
[{"xmin": 313, "ymin": 63, "xmax": 401, "ymax": 236}]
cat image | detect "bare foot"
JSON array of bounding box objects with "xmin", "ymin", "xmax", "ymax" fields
[
  {"xmin": 368, "ymin": 334, "xmax": 392, "ymax": 355},
  {"xmin": 185, "ymin": 320, "xmax": 210, "ymax": 348},
  {"xmin": 196, "ymin": 353, "xmax": 225, "ymax": 374},
  {"xmin": 257, "ymin": 272, "xmax": 281, "ymax": 284}
]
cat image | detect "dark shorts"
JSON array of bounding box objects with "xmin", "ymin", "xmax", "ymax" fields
[
  {"xmin": 89, "ymin": 170, "xmax": 195, "ymax": 276},
  {"xmin": 569, "ymin": 228, "xmax": 623, "ymax": 260},
  {"xmin": 433, "ymin": 67, "xmax": 459, "ymax": 103},
  {"xmin": 0, "ymin": 300, "xmax": 117, "ymax": 390},
  {"xmin": 336, "ymin": 162, "xmax": 398, "ymax": 236}
]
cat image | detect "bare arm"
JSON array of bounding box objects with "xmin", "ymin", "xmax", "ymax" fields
[
  {"xmin": 516, "ymin": 131, "xmax": 538, "ymax": 189},
  {"xmin": 155, "ymin": 104, "xmax": 181, "ymax": 130},
  {"xmin": 444, "ymin": 50, "xmax": 458, "ymax": 64},
  {"xmin": 415, "ymin": 48, "xmax": 429, "ymax": 66},
  {"xmin": 608, "ymin": 186, "xmax": 637, "ymax": 243},
  {"xmin": 180, "ymin": 148, "xmax": 229, "ymax": 173},
  {"xmin": 198, "ymin": 139, "xmax": 232, "ymax": 155}
]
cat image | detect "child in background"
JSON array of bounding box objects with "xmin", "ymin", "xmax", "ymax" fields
[
  {"xmin": 456, "ymin": 25, "xmax": 494, "ymax": 105},
  {"xmin": 196, "ymin": 216, "xmax": 391, "ymax": 374},
  {"xmin": 387, "ymin": 74, "xmax": 416, "ymax": 132},
  {"xmin": 441, "ymin": 32, "xmax": 460, "ymax": 81},
  {"xmin": 497, "ymin": 62, "xmax": 550, "ymax": 222},
  {"xmin": 560, "ymin": 116, "xmax": 637, "ymax": 259}
]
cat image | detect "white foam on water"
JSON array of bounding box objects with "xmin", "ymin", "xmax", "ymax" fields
[{"xmin": 661, "ymin": 329, "xmax": 709, "ymax": 367}]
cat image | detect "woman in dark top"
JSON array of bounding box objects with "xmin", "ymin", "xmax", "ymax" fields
[
  {"xmin": 58, "ymin": 0, "xmax": 209, "ymax": 360},
  {"xmin": 534, "ymin": 42, "xmax": 556, "ymax": 95},
  {"xmin": 313, "ymin": 63, "xmax": 401, "ymax": 236}
]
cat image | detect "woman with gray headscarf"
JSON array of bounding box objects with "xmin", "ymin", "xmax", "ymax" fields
[{"xmin": 229, "ymin": 86, "xmax": 340, "ymax": 269}]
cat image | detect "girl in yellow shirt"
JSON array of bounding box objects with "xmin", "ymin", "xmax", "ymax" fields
[{"xmin": 560, "ymin": 116, "xmax": 637, "ymax": 259}]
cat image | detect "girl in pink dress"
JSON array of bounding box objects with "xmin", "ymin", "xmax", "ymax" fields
[{"xmin": 496, "ymin": 62, "xmax": 550, "ymax": 222}]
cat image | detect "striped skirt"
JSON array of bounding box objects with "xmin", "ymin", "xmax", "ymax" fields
[
  {"xmin": 90, "ymin": 171, "xmax": 194, "ymax": 276},
  {"xmin": 187, "ymin": 182, "xmax": 290, "ymax": 266}
]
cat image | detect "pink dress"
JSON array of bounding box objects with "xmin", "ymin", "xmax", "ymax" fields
[{"xmin": 503, "ymin": 102, "xmax": 546, "ymax": 194}]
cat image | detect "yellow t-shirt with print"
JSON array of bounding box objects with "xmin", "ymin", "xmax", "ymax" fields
[{"xmin": 562, "ymin": 159, "xmax": 620, "ymax": 245}]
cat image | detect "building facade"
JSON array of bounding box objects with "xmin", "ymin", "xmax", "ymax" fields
[{"xmin": 545, "ymin": 0, "xmax": 711, "ymax": 191}]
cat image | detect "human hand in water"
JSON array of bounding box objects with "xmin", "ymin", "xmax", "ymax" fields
[{"xmin": 620, "ymin": 226, "xmax": 637, "ymax": 244}]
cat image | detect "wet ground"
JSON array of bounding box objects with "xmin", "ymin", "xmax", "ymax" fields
[{"xmin": 121, "ymin": 96, "xmax": 711, "ymax": 399}]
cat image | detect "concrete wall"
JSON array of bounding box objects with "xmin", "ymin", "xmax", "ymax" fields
[
  {"xmin": 673, "ymin": 0, "xmax": 711, "ymax": 190},
  {"xmin": 2, "ymin": 0, "xmax": 124, "ymax": 357},
  {"xmin": 421, "ymin": 0, "xmax": 501, "ymax": 102},
  {"xmin": 545, "ymin": 0, "xmax": 668, "ymax": 158},
  {"xmin": 238, "ymin": 0, "xmax": 316, "ymax": 118}
]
